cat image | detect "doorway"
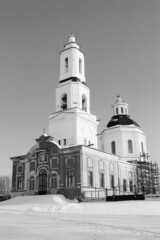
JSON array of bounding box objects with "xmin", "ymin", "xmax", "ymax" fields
[{"xmin": 38, "ymin": 169, "xmax": 47, "ymax": 194}]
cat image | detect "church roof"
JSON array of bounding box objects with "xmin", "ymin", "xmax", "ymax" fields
[{"xmin": 107, "ymin": 114, "xmax": 140, "ymax": 128}]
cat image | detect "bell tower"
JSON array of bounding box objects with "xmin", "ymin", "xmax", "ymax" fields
[
  {"xmin": 55, "ymin": 34, "xmax": 90, "ymax": 113},
  {"xmin": 59, "ymin": 33, "xmax": 85, "ymax": 83},
  {"xmin": 48, "ymin": 35, "xmax": 98, "ymax": 148}
]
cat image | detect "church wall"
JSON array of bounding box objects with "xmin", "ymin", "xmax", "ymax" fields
[
  {"xmin": 48, "ymin": 108, "xmax": 98, "ymax": 148},
  {"xmin": 99, "ymin": 125, "xmax": 147, "ymax": 161},
  {"xmin": 80, "ymin": 146, "xmax": 135, "ymax": 200},
  {"xmin": 48, "ymin": 110, "xmax": 78, "ymax": 146}
]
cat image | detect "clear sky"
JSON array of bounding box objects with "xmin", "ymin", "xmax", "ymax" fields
[{"xmin": 0, "ymin": 0, "xmax": 159, "ymax": 175}]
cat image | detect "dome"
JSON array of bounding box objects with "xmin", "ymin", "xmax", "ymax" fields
[{"xmin": 107, "ymin": 114, "xmax": 140, "ymax": 128}]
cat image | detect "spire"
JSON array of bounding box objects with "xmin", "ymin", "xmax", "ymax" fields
[{"xmin": 112, "ymin": 94, "xmax": 129, "ymax": 116}]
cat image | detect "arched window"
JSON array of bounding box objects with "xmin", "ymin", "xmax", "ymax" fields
[
  {"xmin": 116, "ymin": 108, "xmax": 118, "ymax": 115},
  {"xmin": 61, "ymin": 93, "xmax": 67, "ymax": 110},
  {"xmin": 82, "ymin": 94, "xmax": 87, "ymax": 111},
  {"xmin": 29, "ymin": 176, "xmax": 35, "ymax": 191},
  {"xmin": 128, "ymin": 140, "xmax": 133, "ymax": 153},
  {"xmin": 111, "ymin": 141, "xmax": 116, "ymax": 154},
  {"xmin": 65, "ymin": 57, "xmax": 68, "ymax": 72},
  {"xmin": 121, "ymin": 107, "xmax": 123, "ymax": 114},
  {"xmin": 79, "ymin": 58, "xmax": 82, "ymax": 73}
]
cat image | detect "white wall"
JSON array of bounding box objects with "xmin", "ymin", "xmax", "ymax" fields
[
  {"xmin": 48, "ymin": 108, "xmax": 98, "ymax": 148},
  {"xmin": 80, "ymin": 146, "xmax": 136, "ymax": 197},
  {"xmin": 98, "ymin": 125, "xmax": 147, "ymax": 161},
  {"xmin": 55, "ymin": 81, "xmax": 90, "ymax": 112}
]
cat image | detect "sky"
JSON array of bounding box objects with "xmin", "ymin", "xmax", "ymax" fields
[{"xmin": 0, "ymin": 0, "xmax": 159, "ymax": 175}]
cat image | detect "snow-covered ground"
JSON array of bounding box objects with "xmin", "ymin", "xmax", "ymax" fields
[{"xmin": 0, "ymin": 195, "xmax": 160, "ymax": 240}]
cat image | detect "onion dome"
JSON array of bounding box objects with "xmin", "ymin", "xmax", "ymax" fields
[{"xmin": 107, "ymin": 115, "xmax": 140, "ymax": 128}]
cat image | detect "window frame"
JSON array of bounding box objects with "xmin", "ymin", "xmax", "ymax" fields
[
  {"xmin": 17, "ymin": 175, "xmax": 23, "ymax": 190},
  {"xmin": 79, "ymin": 58, "xmax": 82, "ymax": 74},
  {"xmin": 111, "ymin": 141, "xmax": 116, "ymax": 154},
  {"xmin": 123, "ymin": 179, "xmax": 127, "ymax": 192},
  {"xmin": 88, "ymin": 170, "xmax": 93, "ymax": 187},
  {"xmin": 51, "ymin": 173, "xmax": 58, "ymax": 189},
  {"xmin": 50, "ymin": 157, "xmax": 59, "ymax": 170},
  {"xmin": 17, "ymin": 164, "xmax": 23, "ymax": 174},
  {"xmin": 29, "ymin": 176, "xmax": 35, "ymax": 191},
  {"xmin": 128, "ymin": 140, "xmax": 133, "ymax": 154},
  {"xmin": 30, "ymin": 161, "xmax": 36, "ymax": 172}
]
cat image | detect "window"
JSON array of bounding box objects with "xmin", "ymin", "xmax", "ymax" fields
[
  {"xmin": 128, "ymin": 140, "xmax": 133, "ymax": 154},
  {"xmin": 88, "ymin": 171, "xmax": 93, "ymax": 187},
  {"xmin": 84, "ymin": 139, "xmax": 87, "ymax": 145},
  {"xmin": 17, "ymin": 176, "xmax": 23, "ymax": 190},
  {"xmin": 111, "ymin": 141, "xmax": 116, "ymax": 154},
  {"xmin": 141, "ymin": 142, "xmax": 144, "ymax": 154},
  {"xmin": 38, "ymin": 152, "xmax": 48, "ymax": 163},
  {"xmin": 65, "ymin": 57, "xmax": 68, "ymax": 72},
  {"xmin": 50, "ymin": 157, "xmax": 59, "ymax": 169},
  {"xmin": 58, "ymin": 140, "xmax": 61, "ymax": 145},
  {"xmin": 82, "ymin": 94, "xmax": 87, "ymax": 111},
  {"xmin": 79, "ymin": 59, "xmax": 82, "ymax": 73},
  {"xmin": 61, "ymin": 93, "xmax": 67, "ymax": 110},
  {"xmin": 64, "ymin": 139, "xmax": 66, "ymax": 145},
  {"xmin": 100, "ymin": 173, "xmax": 104, "ymax": 188},
  {"xmin": 121, "ymin": 107, "xmax": 123, "ymax": 114},
  {"xmin": 66, "ymin": 157, "xmax": 74, "ymax": 167},
  {"xmin": 123, "ymin": 179, "xmax": 127, "ymax": 192},
  {"xmin": 116, "ymin": 108, "xmax": 118, "ymax": 114},
  {"xmin": 51, "ymin": 174, "xmax": 58, "ymax": 188},
  {"xmin": 129, "ymin": 180, "xmax": 133, "ymax": 192},
  {"xmin": 125, "ymin": 108, "xmax": 127, "ymax": 114},
  {"xmin": 110, "ymin": 175, "xmax": 114, "ymax": 188},
  {"xmin": 129, "ymin": 172, "xmax": 133, "ymax": 192},
  {"xmin": 99, "ymin": 161, "xmax": 104, "ymax": 187},
  {"xmin": 30, "ymin": 162, "xmax": 35, "ymax": 171},
  {"xmin": 118, "ymin": 178, "xmax": 120, "ymax": 191},
  {"xmin": 67, "ymin": 171, "xmax": 75, "ymax": 187},
  {"xmin": 29, "ymin": 176, "xmax": 35, "ymax": 190},
  {"xmin": 17, "ymin": 165, "xmax": 23, "ymax": 173}
]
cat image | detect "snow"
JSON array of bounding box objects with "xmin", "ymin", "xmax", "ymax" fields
[{"xmin": 0, "ymin": 195, "xmax": 160, "ymax": 239}]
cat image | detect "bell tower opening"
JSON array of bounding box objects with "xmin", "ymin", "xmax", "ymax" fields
[
  {"xmin": 65, "ymin": 57, "xmax": 68, "ymax": 73},
  {"xmin": 79, "ymin": 58, "xmax": 82, "ymax": 74},
  {"xmin": 61, "ymin": 93, "xmax": 67, "ymax": 110},
  {"xmin": 82, "ymin": 94, "xmax": 87, "ymax": 111}
]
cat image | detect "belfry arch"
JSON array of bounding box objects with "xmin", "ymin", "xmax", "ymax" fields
[
  {"xmin": 82, "ymin": 94, "xmax": 87, "ymax": 111},
  {"xmin": 61, "ymin": 93, "xmax": 67, "ymax": 110}
]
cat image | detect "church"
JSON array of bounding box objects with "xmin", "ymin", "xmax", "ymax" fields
[{"xmin": 11, "ymin": 34, "xmax": 154, "ymax": 201}]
